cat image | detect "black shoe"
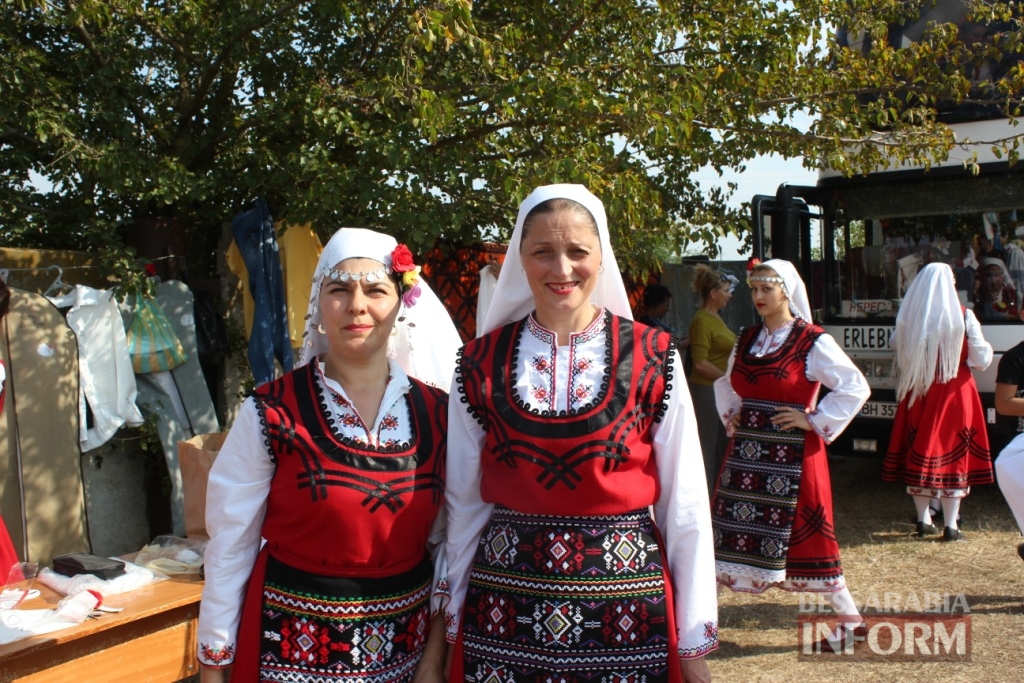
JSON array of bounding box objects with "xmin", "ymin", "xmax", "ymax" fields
[
  {"xmin": 916, "ymin": 521, "xmax": 938, "ymax": 537},
  {"xmin": 943, "ymin": 526, "xmax": 964, "ymax": 542},
  {"xmin": 908, "ymin": 508, "xmax": 961, "ymax": 526},
  {"xmin": 1017, "ymin": 541, "xmax": 1024, "ymax": 561},
  {"xmin": 812, "ymin": 623, "xmax": 868, "ymax": 653}
]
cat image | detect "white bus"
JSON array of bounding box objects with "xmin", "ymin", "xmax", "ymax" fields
[
  {"xmin": 750, "ymin": 3, "xmax": 1024, "ymax": 455},
  {"xmin": 752, "ymin": 115, "xmax": 1024, "ymax": 455}
]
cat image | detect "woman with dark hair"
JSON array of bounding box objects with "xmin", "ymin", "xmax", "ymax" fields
[
  {"xmin": 688, "ymin": 264, "xmax": 737, "ymax": 493},
  {"xmin": 637, "ymin": 283, "xmax": 675, "ymax": 331},
  {"xmin": 444, "ymin": 184, "xmax": 717, "ymax": 682},
  {"xmin": 198, "ymin": 229, "xmax": 462, "ymax": 683}
]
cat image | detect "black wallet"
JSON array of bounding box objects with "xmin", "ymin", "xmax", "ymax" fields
[{"xmin": 52, "ymin": 552, "xmax": 126, "ymax": 580}]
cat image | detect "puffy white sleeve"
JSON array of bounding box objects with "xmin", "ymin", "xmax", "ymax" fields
[
  {"xmin": 804, "ymin": 334, "xmax": 870, "ymax": 444},
  {"xmin": 197, "ymin": 399, "xmax": 275, "ymax": 667},
  {"xmin": 442, "ymin": 369, "xmax": 494, "ymax": 643},
  {"xmin": 713, "ymin": 346, "xmax": 741, "ymax": 433},
  {"xmin": 652, "ymin": 351, "xmax": 719, "ymax": 658},
  {"xmin": 964, "ymin": 308, "xmax": 994, "ymax": 370}
]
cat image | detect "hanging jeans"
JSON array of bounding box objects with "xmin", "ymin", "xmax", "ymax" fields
[{"xmin": 231, "ymin": 199, "xmax": 293, "ymax": 386}]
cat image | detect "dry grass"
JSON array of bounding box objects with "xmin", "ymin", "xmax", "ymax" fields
[{"xmin": 707, "ymin": 455, "xmax": 1024, "ymax": 682}]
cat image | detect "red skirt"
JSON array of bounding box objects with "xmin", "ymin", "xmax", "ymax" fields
[{"xmin": 882, "ymin": 366, "xmax": 993, "ymax": 493}]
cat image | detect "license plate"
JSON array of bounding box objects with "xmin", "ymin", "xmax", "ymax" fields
[{"xmin": 860, "ymin": 401, "xmax": 898, "ymax": 418}]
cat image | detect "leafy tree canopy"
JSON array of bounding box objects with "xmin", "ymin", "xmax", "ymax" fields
[{"xmin": 2, "ymin": 0, "xmax": 1023, "ymax": 281}]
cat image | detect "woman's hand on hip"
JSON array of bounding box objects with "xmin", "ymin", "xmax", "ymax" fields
[{"xmin": 771, "ymin": 406, "xmax": 811, "ymax": 432}]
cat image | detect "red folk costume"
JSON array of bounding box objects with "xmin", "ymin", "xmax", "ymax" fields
[
  {"xmin": 712, "ymin": 259, "xmax": 868, "ymax": 596},
  {"xmin": 444, "ymin": 184, "xmax": 718, "ymax": 683},
  {"xmin": 198, "ymin": 227, "xmax": 462, "ymax": 683},
  {"xmin": 882, "ymin": 316, "xmax": 994, "ymax": 496},
  {"xmin": 446, "ymin": 312, "xmax": 718, "ymax": 682},
  {"xmin": 713, "ymin": 321, "xmax": 845, "ymax": 591},
  {"xmin": 199, "ymin": 364, "xmax": 448, "ymax": 682}
]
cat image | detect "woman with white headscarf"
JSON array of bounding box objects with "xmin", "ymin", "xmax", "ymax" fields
[
  {"xmin": 882, "ymin": 262, "xmax": 993, "ymax": 542},
  {"xmin": 711, "ymin": 260, "xmax": 869, "ymax": 653},
  {"xmin": 975, "ymin": 256, "xmax": 1019, "ymax": 319},
  {"xmin": 444, "ymin": 185, "xmax": 718, "ymax": 682},
  {"xmin": 198, "ymin": 228, "xmax": 462, "ymax": 683}
]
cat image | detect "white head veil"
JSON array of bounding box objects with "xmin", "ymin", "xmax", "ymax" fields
[
  {"xmin": 298, "ymin": 227, "xmax": 463, "ymax": 390},
  {"xmin": 755, "ymin": 259, "xmax": 813, "ymax": 323},
  {"xmin": 894, "ymin": 262, "xmax": 964, "ymax": 406},
  {"xmin": 479, "ymin": 184, "xmax": 632, "ymax": 336},
  {"xmin": 980, "ymin": 256, "xmax": 1016, "ymax": 290}
]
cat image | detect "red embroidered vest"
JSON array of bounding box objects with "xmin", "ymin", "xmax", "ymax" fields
[
  {"xmin": 253, "ymin": 364, "xmax": 447, "ymax": 577},
  {"xmin": 730, "ymin": 319, "xmax": 823, "ymax": 408},
  {"xmin": 457, "ymin": 312, "xmax": 673, "ymax": 516}
]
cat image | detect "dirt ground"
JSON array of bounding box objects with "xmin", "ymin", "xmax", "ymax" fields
[{"xmin": 707, "ymin": 454, "xmax": 1024, "ymax": 682}]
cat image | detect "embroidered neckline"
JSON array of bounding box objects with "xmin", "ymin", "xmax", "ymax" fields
[{"xmin": 526, "ymin": 306, "xmax": 606, "ymax": 345}]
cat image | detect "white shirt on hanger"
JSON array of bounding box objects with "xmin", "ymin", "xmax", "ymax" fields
[{"xmin": 49, "ymin": 285, "xmax": 144, "ymax": 451}]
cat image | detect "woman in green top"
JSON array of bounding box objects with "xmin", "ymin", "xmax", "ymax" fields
[{"xmin": 689, "ymin": 264, "xmax": 738, "ymax": 494}]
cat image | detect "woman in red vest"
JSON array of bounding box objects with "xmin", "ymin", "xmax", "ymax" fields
[
  {"xmin": 444, "ymin": 185, "xmax": 718, "ymax": 683},
  {"xmin": 711, "ymin": 260, "xmax": 869, "ymax": 653},
  {"xmin": 197, "ymin": 228, "xmax": 462, "ymax": 683}
]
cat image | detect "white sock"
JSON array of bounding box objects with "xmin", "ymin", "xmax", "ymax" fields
[
  {"xmin": 913, "ymin": 495, "xmax": 934, "ymax": 524},
  {"xmin": 941, "ymin": 497, "xmax": 962, "ymax": 530},
  {"xmin": 827, "ymin": 587, "xmax": 863, "ymax": 639}
]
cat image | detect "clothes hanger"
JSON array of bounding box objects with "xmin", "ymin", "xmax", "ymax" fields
[{"xmin": 43, "ymin": 265, "xmax": 73, "ymax": 298}]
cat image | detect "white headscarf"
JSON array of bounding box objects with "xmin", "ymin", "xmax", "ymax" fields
[
  {"xmin": 298, "ymin": 227, "xmax": 463, "ymax": 390},
  {"xmin": 980, "ymin": 256, "xmax": 1016, "ymax": 291},
  {"xmin": 756, "ymin": 259, "xmax": 813, "ymax": 323},
  {"xmin": 479, "ymin": 184, "xmax": 632, "ymax": 336},
  {"xmin": 894, "ymin": 262, "xmax": 964, "ymax": 406}
]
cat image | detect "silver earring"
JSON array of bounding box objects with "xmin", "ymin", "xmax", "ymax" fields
[
  {"xmin": 317, "ymin": 322, "xmax": 326, "ymax": 334},
  {"xmin": 599, "ymin": 265, "xmax": 605, "ymax": 274}
]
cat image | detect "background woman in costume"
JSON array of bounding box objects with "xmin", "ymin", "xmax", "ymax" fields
[
  {"xmin": 975, "ymin": 257, "xmax": 1019, "ymax": 319},
  {"xmin": 712, "ymin": 260, "xmax": 869, "ymax": 653},
  {"xmin": 882, "ymin": 262, "xmax": 993, "ymax": 542},
  {"xmin": 0, "ymin": 278, "xmax": 19, "ymax": 573},
  {"xmin": 687, "ymin": 264, "xmax": 738, "ymax": 495},
  {"xmin": 197, "ymin": 228, "xmax": 463, "ymax": 683},
  {"xmin": 444, "ymin": 184, "xmax": 718, "ymax": 683}
]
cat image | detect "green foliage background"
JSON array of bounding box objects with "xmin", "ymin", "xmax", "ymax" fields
[{"xmin": 2, "ymin": 0, "xmax": 1022, "ymax": 282}]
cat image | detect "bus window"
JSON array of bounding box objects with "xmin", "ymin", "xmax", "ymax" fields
[{"xmin": 829, "ymin": 209, "xmax": 1024, "ymax": 324}]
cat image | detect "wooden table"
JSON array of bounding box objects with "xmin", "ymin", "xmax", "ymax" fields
[{"xmin": 0, "ymin": 573, "xmax": 203, "ymax": 683}]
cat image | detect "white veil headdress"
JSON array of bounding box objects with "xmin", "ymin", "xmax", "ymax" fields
[
  {"xmin": 298, "ymin": 227, "xmax": 462, "ymax": 390},
  {"xmin": 756, "ymin": 259, "xmax": 813, "ymax": 323},
  {"xmin": 479, "ymin": 184, "xmax": 632, "ymax": 336},
  {"xmin": 894, "ymin": 262, "xmax": 964, "ymax": 406}
]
